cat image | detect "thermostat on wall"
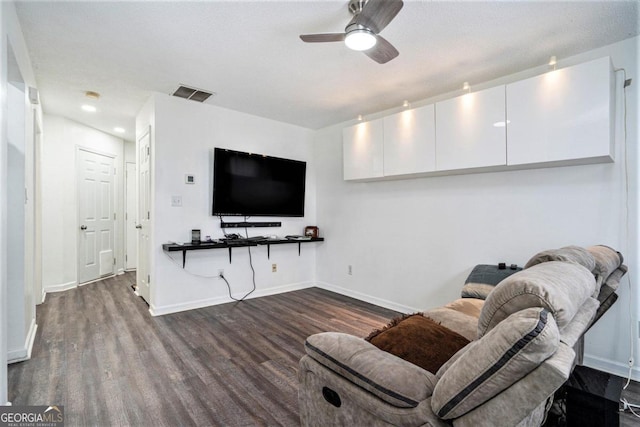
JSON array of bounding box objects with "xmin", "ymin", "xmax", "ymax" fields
[{"xmin": 185, "ymin": 174, "xmax": 195, "ymax": 184}]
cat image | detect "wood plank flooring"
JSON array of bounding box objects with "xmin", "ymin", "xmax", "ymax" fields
[
  {"xmin": 8, "ymin": 272, "xmax": 640, "ymax": 426},
  {"xmin": 8, "ymin": 272, "xmax": 399, "ymax": 426},
  {"xmin": 621, "ymin": 381, "xmax": 640, "ymax": 426}
]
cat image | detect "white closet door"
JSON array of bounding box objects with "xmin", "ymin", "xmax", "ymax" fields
[{"xmin": 77, "ymin": 148, "xmax": 115, "ymax": 284}]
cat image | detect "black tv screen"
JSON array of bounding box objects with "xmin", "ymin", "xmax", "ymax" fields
[{"xmin": 212, "ymin": 148, "xmax": 306, "ymax": 217}]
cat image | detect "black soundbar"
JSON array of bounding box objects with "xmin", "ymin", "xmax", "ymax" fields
[{"xmin": 220, "ymin": 221, "xmax": 282, "ymax": 228}]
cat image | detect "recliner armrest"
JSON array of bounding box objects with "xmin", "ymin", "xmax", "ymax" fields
[
  {"xmin": 305, "ymin": 332, "xmax": 437, "ymax": 408},
  {"xmin": 452, "ymin": 343, "xmax": 575, "ymax": 427}
]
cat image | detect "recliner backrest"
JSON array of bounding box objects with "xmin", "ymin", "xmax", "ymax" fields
[{"xmin": 478, "ymin": 261, "xmax": 597, "ymax": 337}]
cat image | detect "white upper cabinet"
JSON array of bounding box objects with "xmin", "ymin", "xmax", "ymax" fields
[
  {"xmin": 435, "ymin": 85, "xmax": 507, "ymax": 171},
  {"xmin": 343, "ymin": 118, "xmax": 384, "ymax": 180},
  {"xmin": 506, "ymin": 56, "xmax": 615, "ymax": 166},
  {"xmin": 342, "ymin": 57, "xmax": 616, "ymax": 182},
  {"xmin": 383, "ymin": 105, "xmax": 436, "ymax": 177}
]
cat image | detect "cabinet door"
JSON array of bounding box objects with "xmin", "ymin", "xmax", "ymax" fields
[
  {"xmin": 435, "ymin": 85, "xmax": 506, "ymax": 171},
  {"xmin": 383, "ymin": 104, "xmax": 436, "ymax": 176},
  {"xmin": 343, "ymin": 118, "xmax": 384, "ymax": 180},
  {"xmin": 506, "ymin": 57, "xmax": 614, "ymax": 166}
]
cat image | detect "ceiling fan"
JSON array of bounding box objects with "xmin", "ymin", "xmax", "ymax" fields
[{"xmin": 299, "ymin": 0, "xmax": 404, "ymax": 64}]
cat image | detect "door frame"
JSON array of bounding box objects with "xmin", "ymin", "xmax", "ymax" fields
[
  {"xmin": 75, "ymin": 146, "xmax": 116, "ymax": 285},
  {"xmin": 135, "ymin": 127, "xmax": 151, "ymax": 303},
  {"xmin": 33, "ymin": 106, "xmax": 43, "ymax": 304},
  {"xmin": 124, "ymin": 161, "xmax": 137, "ymax": 271}
]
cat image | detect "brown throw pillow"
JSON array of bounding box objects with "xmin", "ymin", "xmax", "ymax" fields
[{"xmin": 366, "ymin": 314, "xmax": 470, "ymax": 374}]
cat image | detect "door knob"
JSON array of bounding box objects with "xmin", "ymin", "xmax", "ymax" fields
[
  {"xmin": 80, "ymin": 225, "xmax": 87, "ymax": 230},
  {"xmin": 135, "ymin": 224, "xmax": 142, "ymax": 229}
]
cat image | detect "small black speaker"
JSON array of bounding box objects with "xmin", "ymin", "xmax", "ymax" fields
[{"xmin": 565, "ymin": 365, "xmax": 623, "ymax": 427}]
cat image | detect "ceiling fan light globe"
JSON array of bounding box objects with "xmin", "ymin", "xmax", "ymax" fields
[{"xmin": 345, "ymin": 29, "xmax": 377, "ymax": 51}]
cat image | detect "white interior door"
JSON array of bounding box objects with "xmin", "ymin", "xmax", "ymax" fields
[
  {"xmin": 77, "ymin": 148, "xmax": 115, "ymax": 284},
  {"xmin": 136, "ymin": 130, "xmax": 151, "ymax": 303},
  {"xmin": 125, "ymin": 162, "xmax": 137, "ymax": 270}
]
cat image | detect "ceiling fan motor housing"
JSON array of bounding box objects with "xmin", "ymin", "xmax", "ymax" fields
[
  {"xmin": 345, "ymin": 23, "xmax": 373, "ymax": 35},
  {"xmin": 348, "ymin": 0, "xmax": 368, "ymax": 15}
]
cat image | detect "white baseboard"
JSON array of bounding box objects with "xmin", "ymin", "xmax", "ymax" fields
[
  {"xmin": 582, "ymin": 354, "xmax": 640, "ymax": 381},
  {"xmin": 149, "ymin": 281, "xmax": 315, "ymax": 316},
  {"xmin": 25, "ymin": 319, "xmax": 37, "ymax": 360},
  {"xmin": 44, "ymin": 280, "xmax": 77, "ymax": 293},
  {"xmin": 315, "ymin": 281, "xmax": 419, "ymax": 314},
  {"xmin": 40, "ymin": 288, "xmax": 46, "ymax": 304},
  {"xmin": 45, "ymin": 274, "xmax": 121, "ymax": 293},
  {"xmin": 8, "ymin": 319, "xmax": 38, "ymax": 364},
  {"xmin": 4, "ymin": 402, "xmax": 11, "ymax": 406},
  {"xmin": 79, "ymin": 274, "xmax": 118, "ymax": 286},
  {"xmin": 8, "ymin": 347, "xmax": 27, "ymax": 363}
]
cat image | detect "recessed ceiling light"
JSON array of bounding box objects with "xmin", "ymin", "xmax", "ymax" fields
[
  {"xmin": 81, "ymin": 104, "xmax": 96, "ymax": 112},
  {"xmin": 114, "ymin": 127, "xmax": 125, "ymax": 133}
]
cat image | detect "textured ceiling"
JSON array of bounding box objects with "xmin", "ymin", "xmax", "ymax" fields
[{"xmin": 15, "ymin": 0, "xmax": 640, "ymax": 140}]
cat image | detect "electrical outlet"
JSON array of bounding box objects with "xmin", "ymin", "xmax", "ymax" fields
[
  {"xmin": 272, "ymin": 264, "xmax": 277, "ymax": 273},
  {"xmin": 218, "ymin": 269, "xmax": 224, "ymax": 278},
  {"xmin": 348, "ymin": 265, "xmax": 352, "ymax": 275},
  {"xmin": 171, "ymin": 195, "xmax": 182, "ymax": 207}
]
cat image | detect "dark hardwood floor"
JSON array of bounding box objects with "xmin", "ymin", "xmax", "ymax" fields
[
  {"xmin": 8, "ymin": 272, "xmax": 640, "ymax": 426},
  {"xmin": 621, "ymin": 381, "xmax": 640, "ymax": 426},
  {"xmin": 8, "ymin": 272, "xmax": 399, "ymax": 426}
]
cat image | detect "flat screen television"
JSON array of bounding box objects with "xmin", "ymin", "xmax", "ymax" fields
[{"xmin": 212, "ymin": 148, "xmax": 306, "ymax": 217}]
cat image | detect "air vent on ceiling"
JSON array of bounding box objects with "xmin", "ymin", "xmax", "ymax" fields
[{"xmin": 172, "ymin": 85, "xmax": 215, "ymax": 102}]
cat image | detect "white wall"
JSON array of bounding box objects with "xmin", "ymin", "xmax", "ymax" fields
[
  {"xmin": 139, "ymin": 93, "xmax": 317, "ymax": 315},
  {"xmin": 124, "ymin": 139, "xmax": 135, "ymax": 163},
  {"xmin": 314, "ymin": 37, "xmax": 639, "ymax": 379},
  {"xmin": 7, "ymin": 79, "xmax": 29, "ymax": 363},
  {"xmin": 0, "ymin": 0, "xmax": 7, "ymax": 406},
  {"xmin": 41, "ymin": 115, "xmax": 125, "ymax": 291},
  {"xmin": 1, "ymin": 0, "xmax": 40, "ymax": 402}
]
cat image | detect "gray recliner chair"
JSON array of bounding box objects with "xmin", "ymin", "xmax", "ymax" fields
[{"xmin": 298, "ymin": 245, "xmax": 627, "ymax": 426}]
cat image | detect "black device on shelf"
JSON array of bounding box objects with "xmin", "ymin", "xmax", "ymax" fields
[{"xmin": 212, "ymin": 148, "xmax": 306, "ymax": 217}]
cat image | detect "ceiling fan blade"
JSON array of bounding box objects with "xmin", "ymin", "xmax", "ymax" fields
[
  {"xmin": 355, "ymin": 0, "xmax": 403, "ymax": 34},
  {"xmin": 363, "ymin": 35, "xmax": 399, "ymax": 64},
  {"xmin": 299, "ymin": 33, "xmax": 346, "ymax": 43}
]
